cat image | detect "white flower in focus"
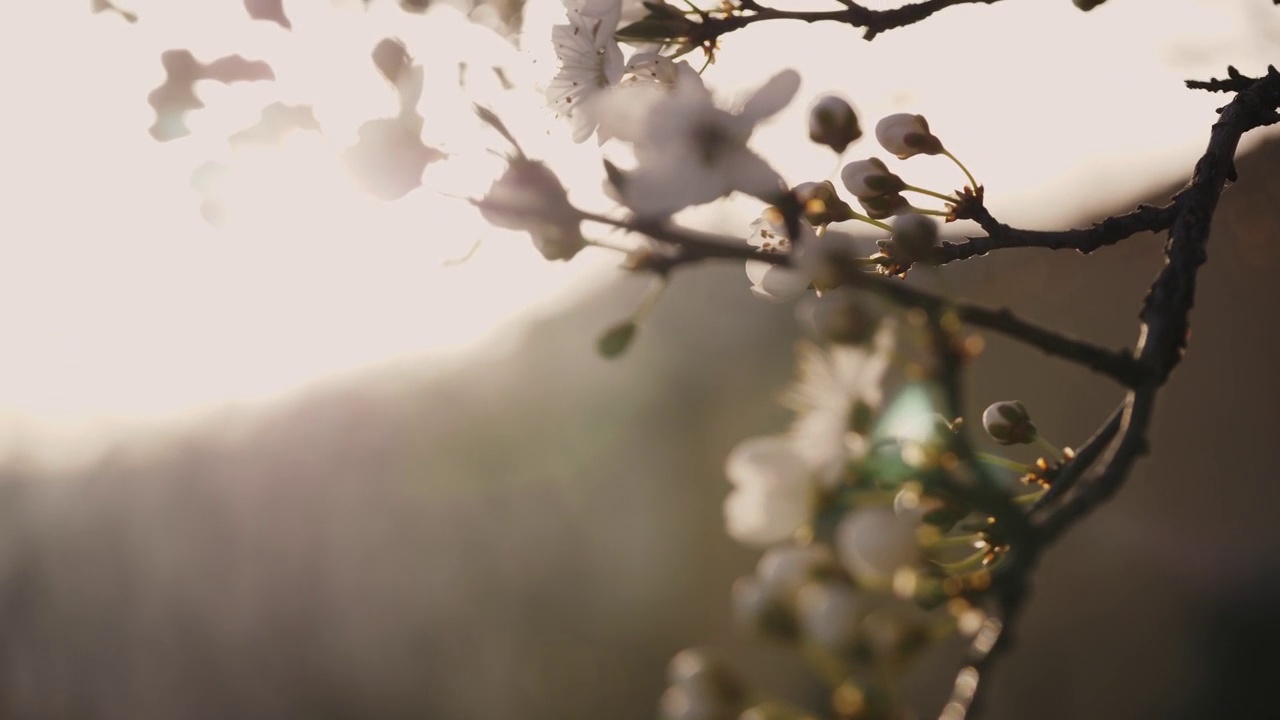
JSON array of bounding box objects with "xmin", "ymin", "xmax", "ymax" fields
[
  {"xmin": 785, "ymin": 322, "xmax": 896, "ymax": 486},
  {"xmin": 744, "ymin": 210, "xmax": 817, "ymax": 303},
  {"xmin": 835, "ymin": 506, "xmax": 923, "ymax": 584},
  {"xmin": 547, "ymin": 0, "xmax": 625, "ymax": 143},
  {"xmin": 477, "ymin": 158, "xmax": 585, "ymax": 261},
  {"xmin": 875, "ymin": 113, "xmax": 944, "ymax": 159},
  {"xmin": 723, "ymin": 434, "xmax": 813, "ymax": 547},
  {"xmin": 598, "ymin": 69, "xmax": 800, "ymax": 218}
]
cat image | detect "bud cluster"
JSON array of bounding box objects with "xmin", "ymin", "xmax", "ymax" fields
[{"xmin": 713, "ymin": 325, "xmax": 1043, "ymax": 716}]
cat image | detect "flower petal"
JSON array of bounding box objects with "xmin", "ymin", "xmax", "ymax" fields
[
  {"xmin": 747, "ymin": 262, "xmax": 810, "ymax": 303},
  {"xmin": 739, "ymin": 69, "xmax": 801, "ymax": 124},
  {"xmin": 724, "ymin": 150, "xmax": 786, "ymax": 204}
]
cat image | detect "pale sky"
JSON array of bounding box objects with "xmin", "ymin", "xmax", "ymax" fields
[{"xmin": 0, "ymin": 0, "xmax": 1276, "ymax": 467}]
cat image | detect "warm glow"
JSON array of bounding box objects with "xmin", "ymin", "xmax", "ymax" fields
[{"xmin": 0, "ymin": 0, "xmax": 1275, "ymax": 467}]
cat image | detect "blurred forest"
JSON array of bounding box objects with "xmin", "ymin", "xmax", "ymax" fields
[
  {"xmin": 1, "ymin": 139, "xmax": 1279, "ymax": 718},
  {"xmin": 2, "ymin": 1, "xmax": 1280, "ymax": 719}
]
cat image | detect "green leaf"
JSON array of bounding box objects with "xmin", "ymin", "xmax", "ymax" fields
[{"xmin": 597, "ymin": 322, "xmax": 638, "ymax": 359}]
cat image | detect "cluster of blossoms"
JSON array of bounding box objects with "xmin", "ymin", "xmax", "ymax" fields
[
  {"xmin": 465, "ymin": 2, "xmax": 1095, "ymax": 718},
  {"xmin": 700, "ymin": 316, "xmax": 1060, "ymax": 720},
  {"xmin": 480, "ymin": 1, "xmax": 986, "ymax": 299}
]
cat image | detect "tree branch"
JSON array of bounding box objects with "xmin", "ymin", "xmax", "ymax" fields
[
  {"xmin": 948, "ymin": 67, "xmax": 1280, "ymax": 719},
  {"xmin": 592, "ymin": 212, "xmax": 1150, "ymax": 386},
  {"xmin": 933, "ymin": 201, "xmax": 1177, "ymax": 265},
  {"xmin": 706, "ymin": 0, "xmax": 1006, "ymax": 42}
]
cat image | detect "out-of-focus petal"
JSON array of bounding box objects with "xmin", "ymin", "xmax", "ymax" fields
[{"xmin": 739, "ymin": 69, "xmax": 801, "ymax": 124}]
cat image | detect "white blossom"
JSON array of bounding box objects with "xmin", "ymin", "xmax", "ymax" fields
[
  {"xmin": 784, "ymin": 322, "xmax": 896, "ymax": 486},
  {"xmin": 835, "ymin": 506, "xmax": 922, "ymax": 583},
  {"xmin": 796, "ymin": 581, "xmax": 863, "ymax": 650},
  {"xmin": 621, "ymin": 52, "xmax": 680, "ymax": 87},
  {"xmin": 547, "ymin": 0, "xmax": 625, "ymax": 143},
  {"xmin": 744, "ymin": 210, "xmax": 817, "ymax": 303},
  {"xmin": 722, "ymin": 434, "xmax": 813, "ymax": 547},
  {"xmin": 598, "ymin": 69, "xmax": 799, "ymax": 218},
  {"xmin": 756, "ymin": 543, "xmax": 837, "ymax": 597}
]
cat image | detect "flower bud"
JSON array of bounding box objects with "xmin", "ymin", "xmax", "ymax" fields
[
  {"xmin": 888, "ymin": 213, "xmax": 939, "ymax": 263},
  {"xmin": 857, "ymin": 192, "xmax": 910, "ymax": 220},
  {"xmin": 617, "ymin": 6, "xmax": 698, "ymax": 45},
  {"xmin": 835, "ymin": 507, "xmax": 923, "ymax": 585},
  {"xmin": 808, "ymin": 95, "xmax": 862, "ymax": 154},
  {"xmin": 874, "ymin": 113, "xmax": 944, "ymax": 159},
  {"xmin": 840, "ymin": 158, "xmax": 905, "ymax": 199},
  {"xmin": 981, "ymin": 401, "xmax": 1038, "ymax": 445},
  {"xmin": 792, "ymin": 181, "xmax": 855, "ymax": 226}
]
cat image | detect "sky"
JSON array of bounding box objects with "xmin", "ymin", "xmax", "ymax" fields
[{"xmin": 0, "ymin": 0, "xmax": 1276, "ymax": 468}]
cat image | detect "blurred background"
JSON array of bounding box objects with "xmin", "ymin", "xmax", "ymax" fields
[{"xmin": 1, "ymin": 0, "xmax": 1279, "ymax": 718}]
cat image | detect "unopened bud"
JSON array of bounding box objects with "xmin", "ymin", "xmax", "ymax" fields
[
  {"xmin": 858, "ymin": 192, "xmax": 910, "ymax": 220},
  {"xmin": 808, "ymin": 95, "xmax": 862, "ymax": 154},
  {"xmin": 888, "ymin": 213, "xmax": 939, "ymax": 263},
  {"xmin": 840, "ymin": 158, "xmax": 905, "ymax": 199},
  {"xmin": 981, "ymin": 400, "xmax": 1038, "ymax": 445},
  {"xmin": 875, "ymin": 113, "xmax": 945, "ymax": 159},
  {"xmin": 792, "ymin": 181, "xmax": 855, "ymax": 226},
  {"xmin": 616, "ymin": 5, "xmax": 696, "ymax": 45}
]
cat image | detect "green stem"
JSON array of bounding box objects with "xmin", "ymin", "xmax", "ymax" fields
[
  {"xmin": 633, "ymin": 276, "xmax": 668, "ymax": 324},
  {"xmin": 1035, "ymin": 434, "xmax": 1063, "ymax": 461},
  {"xmin": 1013, "ymin": 489, "xmax": 1047, "ymax": 506},
  {"xmin": 903, "ymin": 184, "xmax": 959, "ymax": 204},
  {"xmin": 929, "ymin": 532, "xmax": 985, "ymax": 549},
  {"xmin": 905, "ymin": 205, "xmax": 952, "ymax": 218},
  {"xmin": 943, "ymin": 149, "xmax": 979, "ymax": 190},
  {"xmin": 848, "ymin": 211, "xmax": 894, "ymax": 232},
  {"xmin": 976, "ymin": 452, "xmax": 1033, "ymax": 474},
  {"xmin": 932, "ymin": 546, "xmax": 989, "ymax": 573}
]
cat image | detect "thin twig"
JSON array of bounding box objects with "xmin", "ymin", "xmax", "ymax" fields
[
  {"xmin": 933, "ymin": 202, "xmax": 1178, "ymax": 265},
  {"xmin": 705, "ymin": 0, "xmax": 1005, "ymax": 42}
]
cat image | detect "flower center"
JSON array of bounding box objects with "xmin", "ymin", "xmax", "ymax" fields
[{"xmin": 692, "ymin": 118, "xmax": 736, "ymax": 166}]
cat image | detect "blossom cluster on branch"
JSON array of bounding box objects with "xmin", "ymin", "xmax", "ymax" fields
[{"xmin": 467, "ymin": 1, "xmax": 1280, "ymax": 718}]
